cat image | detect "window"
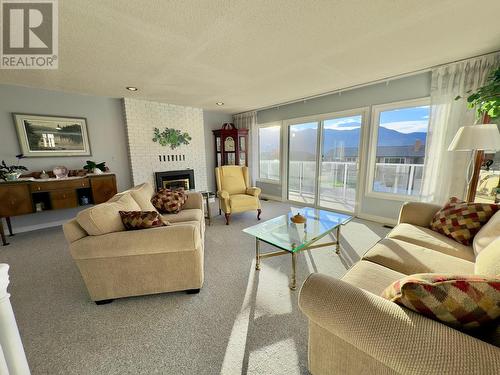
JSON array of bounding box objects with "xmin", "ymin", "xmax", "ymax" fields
[
  {"xmin": 258, "ymin": 125, "xmax": 280, "ymax": 181},
  {"xmin": 368, "ymin": 99, "xmax": 430, "ymax": 198}
]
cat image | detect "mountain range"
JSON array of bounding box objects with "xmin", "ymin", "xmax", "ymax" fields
[{"xmin": 260, "ymin": 127, "xmax": 427, "ymax": 160}]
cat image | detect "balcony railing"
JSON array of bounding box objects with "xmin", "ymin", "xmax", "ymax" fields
[{"xmin": 260, "ymin": 160, "xmax": 424, "ymax": 199}]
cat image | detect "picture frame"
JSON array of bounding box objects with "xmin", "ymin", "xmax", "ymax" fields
[{"xmin": 13, "ymin": 113, "xmax": 91, "ymax": 157}]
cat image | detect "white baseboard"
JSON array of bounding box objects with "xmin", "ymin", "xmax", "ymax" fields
[{"xmin": 356, "ymin": 212, "xmax": 397, "ymax": 226}]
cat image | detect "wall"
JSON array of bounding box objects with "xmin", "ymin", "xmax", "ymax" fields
[
  {"xmin": 256, "ymin": 72, "xmax": 431, "ymax": 223},
  {"xmin": 0, "ymin": 84, "xmax": 132, "ymax": 233},
  {"xmin": 123, "ymin": 98, "xmax": 208, "ymax": 191},
  {"xmin": 203, "ymin": 111, "xmax": 233, "ymax": 192}
]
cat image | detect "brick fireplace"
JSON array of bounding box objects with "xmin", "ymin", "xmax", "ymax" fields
[{"xmin": 123, "ymin": 98, "xmax": 208, "ymax": 191}]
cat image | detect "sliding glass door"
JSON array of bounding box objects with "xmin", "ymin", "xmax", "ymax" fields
[
  {"xmin": 288, "ymin": 122, "xmax": 318, "ymax": 204},
  {"xmin": 287, "ymin": 112, "xmax": 364, "ymax": 213},
  {"xmin": 319, "ymin": 115, "xmax": 362, "ymax": 212}
]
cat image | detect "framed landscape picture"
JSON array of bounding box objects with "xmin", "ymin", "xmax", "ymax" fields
[{"xmin": 13, "ymin": 113, "xmax": 91, "ymax": 157}]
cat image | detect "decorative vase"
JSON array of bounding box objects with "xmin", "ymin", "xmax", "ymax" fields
[
  {"xmin": 291, "ymin": 213, "xmax": 307, "ymax": 224},
  {"xmin": 5, "ymin": 172, "xmax": 21, "ymax": 181},
  {"xmin": 93, "ymin": 168, "xmax": 103, "ymax": 175},
  {"xmin": 53, "ymin": 166, "xmax": 68, "ymax": 179}
]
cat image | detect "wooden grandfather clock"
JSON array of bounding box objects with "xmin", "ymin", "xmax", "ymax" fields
[{"xmin": 213, "ymin": 123, "xmax": 249, "ymax": 167}]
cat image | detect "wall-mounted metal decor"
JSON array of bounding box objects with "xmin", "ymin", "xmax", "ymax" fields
[{"xmin": 152, "ymin": 127, "xmax": 192, "ymax": 150}]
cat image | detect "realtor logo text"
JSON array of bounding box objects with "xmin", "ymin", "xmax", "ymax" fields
[{"xmin": 1, "ymin": 0, "xmax": 58, "ymax": 69}]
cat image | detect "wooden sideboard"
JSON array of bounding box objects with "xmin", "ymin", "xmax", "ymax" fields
[{"xmin": 0, "ymin": 174, "xmax": 117, "ymax": 246}]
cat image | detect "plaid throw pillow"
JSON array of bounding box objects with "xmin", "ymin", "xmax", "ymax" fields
[
  {"xmin": 382, "ymin": 274, "xmax": 500, "ymax": 329},
  {"xmin": 151, "ymin": 188, "xmax": 188, "ymax": 214},
  {"xmin": 430, "ymin": 197, "xmax": 499, "ymax": 245},
  {"xmin": 119, "ymin": 211, "xmax": 168, "ymax": 230}
]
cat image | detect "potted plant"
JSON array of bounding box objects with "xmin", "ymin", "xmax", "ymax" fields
[
  {"xmin": 83, "ymin": 160, "xmax": 107, "ymax": 174},
  {"xmin": 0, "ymin": 155, "xmax": 28, "ymax": 181},
  {"xmin": 456, "ymin": 66, "xmax": 500, "ymax": 120},
  {"xmin": 456, "ymin": 66, "xmax": 500, "ymax": 202}
]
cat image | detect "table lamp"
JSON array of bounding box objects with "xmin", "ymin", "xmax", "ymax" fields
[{"xmin": 448, "ymin": 124, "xmax": 500, "ymax": 202}]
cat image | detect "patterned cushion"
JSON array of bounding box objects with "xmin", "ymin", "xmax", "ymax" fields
[
  {"xmin": 382, "ymin": 274, "xmax": 500, "ymax": 329},
  {"xmin": 151, "ymin": 188, "xmax": 188, "ymax": 214},
  {"xmin": 429, "ymin": 197, "xmax": 499, "ymax": 245},
  {"xmin": 119, "ymin": 211, "xmax": 168, "ymax": 230}
]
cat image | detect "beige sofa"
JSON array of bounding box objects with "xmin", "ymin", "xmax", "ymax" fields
[
  {"xmin": 299, "ymin": 202, "xmax": 500, "ymax": 375},
  {"xmin": 63, "ymin": 183, "xmax": 205, "ymax": 303}
]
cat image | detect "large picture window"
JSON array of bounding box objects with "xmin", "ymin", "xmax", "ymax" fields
[
  {"xmin": 368, "ymin": 99, "xmax": 430, "ymax": 198},
  {"xmin": 258, "ymin": 125, "xmax": 281, "ymax": 181}
]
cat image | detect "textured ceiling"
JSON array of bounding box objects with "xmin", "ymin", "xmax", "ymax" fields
[{"xmin": 1, "ymin": 0, "xmax": 499, "ymax": 113}]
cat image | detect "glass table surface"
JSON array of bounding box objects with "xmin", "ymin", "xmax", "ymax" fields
[{"xmin": 243, "ymin": 207, "xmax": 352, "ymax": 253}]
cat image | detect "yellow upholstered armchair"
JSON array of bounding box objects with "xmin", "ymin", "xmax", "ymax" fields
[{"xmin": 215, "ymin": 166, "xmax": 261, "ymax": 225}]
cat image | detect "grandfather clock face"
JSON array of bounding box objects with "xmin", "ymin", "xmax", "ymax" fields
[{"xmin": 224, "ymin": 136, "xmax": 235, "ymax": 152}]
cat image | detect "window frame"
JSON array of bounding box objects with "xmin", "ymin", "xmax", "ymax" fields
[
  {"xmin": 256, "ymin": 122, "xmax": 282, "ymax": 184},
  {"xmin": 365, "ymin": 97, "xmax": 431, "ymax": 201}
]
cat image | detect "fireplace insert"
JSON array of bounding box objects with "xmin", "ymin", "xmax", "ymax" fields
[{"xmin": 155, "ymin": 170, "xmax": 195, "ymax": 191}]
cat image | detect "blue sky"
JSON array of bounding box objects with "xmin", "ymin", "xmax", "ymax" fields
[
  {"xmin": 380, "ymin": 105, "xmax": 430, "ymax": 133},
  {"xmin": 289, "ymin": 106, "xmax": 430, "ymax": 134}
]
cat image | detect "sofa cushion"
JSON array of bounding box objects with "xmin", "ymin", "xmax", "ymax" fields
[
  {"xmin": 161, "ymin": 208, "xmax": 202, "ymax": 224},
  {"xmin": 382, "ymin": 274, "xmax": 500, "ymax": 329},
  {"xmin": 473, "ymin": 210, "xmax": 500, "ymax": 256},
  {"xmin": 363, "ymin": 238, "xmax": 475, "ymax": 275},
  {"xmin": 70, "ymin": 224, "xmax": 201, "ymax": 259},
  {"xmin": 129, "ymin": 183, "xmax": 157, "ymax": 211},
  {"xmin": 76, "ymin": 193, "xmax": 141, "ymax": 236},
  {"xmin": 387, "ymin": 223, "xmax": 475, "ymax": 261},
  {"xmin": 151, "ymin": 188, "xmax": 187, "ymax": 214},
  {"xmin": 119, "ymin": 211, "xmax": 168, "ymax": 230},
  {"xmin": 429, "ymin": 197, "xmax": 499, "ymax": 246},
  {"xmin": 341, "ymin": 260, "xmax": 406, "ymax": 295},
  {"xmin": 475, "ymin": 238, "xmax": 500, "ymax": 276}
]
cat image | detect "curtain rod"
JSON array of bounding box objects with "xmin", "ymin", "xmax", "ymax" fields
[{"xmin": 234, "ymin": 50, "xmax": 500, "ymax": 116}]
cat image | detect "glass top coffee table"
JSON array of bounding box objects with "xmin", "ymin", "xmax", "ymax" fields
[{"xmin": 243, "ymin": 206, "xmax": 352, "ymax": 290}]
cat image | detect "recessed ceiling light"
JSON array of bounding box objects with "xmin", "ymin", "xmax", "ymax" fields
[
  {"xmin": 216, "ymin": 102, "xmax": 224, "ymax": 106},
  {"xmin": 126, "ymin": 86, "xmax": 138, "ymax": 91}
]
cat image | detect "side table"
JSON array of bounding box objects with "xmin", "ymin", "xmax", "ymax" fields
[{"xmin": 199, "ymin": 191, "xmax": 215, "ymax": 225}]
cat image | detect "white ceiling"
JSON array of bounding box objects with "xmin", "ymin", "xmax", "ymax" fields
[{"xmin": 1, "ymin": 0, "xmax": 499, "ymax": 113}]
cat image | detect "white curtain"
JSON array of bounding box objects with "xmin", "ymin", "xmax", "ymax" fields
[
  {"xmin": 232, "ymin": 111, "xmax": 256, "ymax": 129},
  {"xmin": 421, "ymin": 53, "xmax": 500, "ymax": 204},
  {"xmin": 233, "ymin": 111, "xmax": 258, "ymax": 182}
]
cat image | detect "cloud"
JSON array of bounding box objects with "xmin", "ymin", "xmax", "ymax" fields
[
  {"xmin": 380, "ymin": 120, "xmax": 428, "ymax": 133},
  {"xmin": 324, "ymin": 117, "xmax": 361, "ymax": 130}
]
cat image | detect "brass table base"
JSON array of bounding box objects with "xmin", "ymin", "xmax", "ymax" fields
[{"xmin": 254, "ymin": 226, "xmax": 341, "ymax": 290}]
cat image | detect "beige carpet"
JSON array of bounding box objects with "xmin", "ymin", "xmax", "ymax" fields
[{"xmin": 0, "ymin": 200, "xmax": 389, "ymax": 375}]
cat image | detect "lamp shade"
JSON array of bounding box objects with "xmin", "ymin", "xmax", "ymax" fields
[{"xmin": 448, "ymin": 124, "xmax": 500, "ymax": 151}]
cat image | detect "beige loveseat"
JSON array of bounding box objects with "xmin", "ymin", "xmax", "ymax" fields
[
  {"xmin": 299, "ymin": 202, "xmax": 500, "ymax": 375},
  {"xmin": 63, "ymin": 183, "xmax": 205, "ymax": 303}
]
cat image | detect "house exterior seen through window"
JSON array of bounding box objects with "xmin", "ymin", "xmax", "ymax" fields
[{"xmin": 370, "ymin": 102, "xmax": 430, "ymax": 197}]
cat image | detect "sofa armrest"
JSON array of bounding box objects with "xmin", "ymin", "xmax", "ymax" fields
[
  {"xmin": 217, "ymin": 190, "xmax": 230, "ymax": 200},
  {"xmin": 246, "ymin": 187, "xmax": 261, "ymax": 197},
  {"xmin": 299, "ymin": 273, "xmax": 500, "ymax": 374},
  {"xmin": 398, "ymin": 201, "xmax": 441, "ymax": 227},
  {"xmin": 63, "ymin": 219, "xmax": 88, "ymax": 243},
  {"xmin": 69, "ymin": 224, "xmax": 201, "ymax": 260},
  {"xmin": 183, "ymin": 191, "xmax": 203, "ymax": 210}
]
